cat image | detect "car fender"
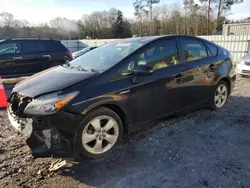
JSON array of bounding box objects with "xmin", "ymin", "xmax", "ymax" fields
[{"xmin": 72, "ymin": 91, "xmax": 133, "ymax": 130}]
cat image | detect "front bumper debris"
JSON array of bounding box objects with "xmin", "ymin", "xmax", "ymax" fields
[
  {"xmin": 7, "ymin": 92, "xmax": 73, "ymax": 157},
  {"xmin": 7, "ymin": 107, "xmax": 33, "ymax": 137},
  {"xmin": 8, "ymin": 110, "xmax": 71, "ymax": 157},
  {"xmin": 27, "ymin": 128, "xmax": 71, "ymax": 157}
]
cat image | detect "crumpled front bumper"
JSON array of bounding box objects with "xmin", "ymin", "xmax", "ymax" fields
[
  {"xmin": 7, "ymin": 105, "xmax": 72, "ymax": 157},
  {"xmin": 7, "ymin": 108, "xmax": 33, "ymax": 137}
]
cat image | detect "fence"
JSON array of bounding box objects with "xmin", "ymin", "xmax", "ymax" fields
[
  {"xmin": 199, "ymin": 35, "xmax": 250, "ymax": 61},
  {"xmin": 62, "ymin": 35, "xmax": 250, "ymax": 62}
]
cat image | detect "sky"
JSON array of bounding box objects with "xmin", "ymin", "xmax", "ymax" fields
[{"xmin": 0, "ymin": 0, "xmax": 249, "ymax": 24}]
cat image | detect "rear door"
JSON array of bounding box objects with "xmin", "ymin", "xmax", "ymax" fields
[
  {"xmin": 16, "ymin": 40, "xmax": 48, "ymax": 75},
  {"xmin": 43, "ymin": 40, "xmax": 71, "ymax": 68},
  {"xmin": 0, "ymin": 41, "xmax": 21, "ymax": 77},
  {"xmin": 177, "ymin": 36, "xmax": 212, "ymax": 107}
]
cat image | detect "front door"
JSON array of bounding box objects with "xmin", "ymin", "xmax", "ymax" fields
[
  {"xmin": 127, "ymin": 37, "xmax": 187, "ymax": 125},
  {"xmin": 0, "ymin": 41, "xmax": 21, "ymax": 77}
]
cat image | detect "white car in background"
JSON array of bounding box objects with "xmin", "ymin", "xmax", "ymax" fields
[{"xmin": 236, "ymin": 53, "xmax": 250, "ymax": 76}]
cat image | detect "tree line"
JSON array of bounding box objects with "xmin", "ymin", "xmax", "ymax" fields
[{"xmin": 0, "ymin": 0, "xmax": 246, "ymax": 40}]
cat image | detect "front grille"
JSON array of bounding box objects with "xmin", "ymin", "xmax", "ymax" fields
[
  {"xmin": 8, "ymin": 92, "xmax": 32, "ymax": 118},
  {"xmin": 242, "ymin": 70, "xmax": 250, "ymax": 74}
]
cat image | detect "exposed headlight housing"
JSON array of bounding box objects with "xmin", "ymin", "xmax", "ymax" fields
[{"xmin": 24, "ymin": 91, "xmax": 79, "ymax": 115}]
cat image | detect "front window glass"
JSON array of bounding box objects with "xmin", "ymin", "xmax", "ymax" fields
[
  {"xmin": 68, "ymin": 41, "xmax": 144, "ymax": 72},
  {"xmin": 0, "ymin": 42, "xmax": 20, "ymax": 54},
  {"xmin": 137, "ymin": 39, "xmax": 179, "ymax": 70},
  {"xmin": 122, "ymin": 38, "xmax": 179, "ymax": 73},
  {"xmin": 113, "ymin": 38, "xmax": 179, "ymax": 79}
]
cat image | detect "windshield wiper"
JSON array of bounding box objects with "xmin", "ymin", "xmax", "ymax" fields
[{"xmin": 71, "ymin": 65, "xmax": 96, "ymax": 72}]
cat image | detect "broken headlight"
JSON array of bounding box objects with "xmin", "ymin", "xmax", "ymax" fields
[{"xmin": 24, "ymin": 91, "xmax": 79, "ymax": 115}]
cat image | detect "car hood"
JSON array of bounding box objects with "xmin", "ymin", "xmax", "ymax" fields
[
  {"xmin": 241, "ymin": 53, "xmax": 250, "ymax": 61},
  {"xmin": 13, "ymin": 66, "xmax": 96, "ymax": 97}
]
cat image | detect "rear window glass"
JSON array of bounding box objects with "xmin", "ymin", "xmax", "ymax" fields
[
  {"xmin": 43, "ymin": 40, "xmax": 66, "ymax": 52},
  {"xmin": 179, "ymin": 38, "xmax": 208, "ymax": 62},
  {"xmin": 206, "ymin": 43, "xmax": 218, "ymax": 56}
]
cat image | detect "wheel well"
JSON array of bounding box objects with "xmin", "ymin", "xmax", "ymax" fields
[
  {"xmin": 220, "ymin": 77, "xmax": 231, "ymax": 92},
  {"xmin": 101, "ymin": 104, "xmax": 128, "ymax": 133}
]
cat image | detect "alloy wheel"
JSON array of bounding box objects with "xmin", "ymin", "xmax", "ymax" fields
[
  {"xmin": 214, "ymin": 84, "xmax": 228, "ymax": 108},
  {"xmin": 81, "ymin": 115, "xmax": 119, "ymax": 154}
]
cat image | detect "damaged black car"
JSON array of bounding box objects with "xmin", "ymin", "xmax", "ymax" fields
[{"xmin": 8, "ymin": 35, "xmax": 236, "ymax": 158}]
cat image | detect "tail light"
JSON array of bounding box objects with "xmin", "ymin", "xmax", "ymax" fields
[{"xmin": 65, "ymin": 50, "xmax": 73, "ymax": 59}]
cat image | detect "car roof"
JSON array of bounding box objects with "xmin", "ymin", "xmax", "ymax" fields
[
  {"xmin": 118, "ymin": 36, "xmax": 163, "ymax": 43},
  {"xmin": 115, "ymin": 35, "xmax": 210, "ymax": 45},
  {"xmin": 3, "ymin": 37, "xmax": 58, "ymax": 42}
]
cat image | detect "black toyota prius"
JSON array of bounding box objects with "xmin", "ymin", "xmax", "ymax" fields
[{"xmin": 7, "ymin": 35, "xmax": 236, "ymax": 158}]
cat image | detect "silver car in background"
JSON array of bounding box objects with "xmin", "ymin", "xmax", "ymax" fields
[
  {"xmin": 72, "ymin": 46, "xmax": 97, "ymax": 59},
  {"xmin": 236, "ymin": 53, "xmax": 250, "ymax": 76}
]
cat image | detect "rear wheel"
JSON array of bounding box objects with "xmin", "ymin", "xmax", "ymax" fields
[
  {"xmin": 75, "ymin": 107, "xmax": 123, "ymax": 159},
  {"xmin": 210, "ymin": 81, "xmax": 229, "ymax": 110}
]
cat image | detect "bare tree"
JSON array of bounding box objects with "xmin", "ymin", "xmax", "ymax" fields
[
  {"xmin": 215, "ymin": 0, "xmax": 243, "ymax": 32},
  {"xmin": 199, "ymin": 0, "xmax": 215, "ymax": 34}
]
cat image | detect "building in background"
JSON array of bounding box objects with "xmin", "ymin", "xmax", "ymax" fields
[{"xmin": 223, "ymin": 23, "xmax": 250, "ymax": 36}]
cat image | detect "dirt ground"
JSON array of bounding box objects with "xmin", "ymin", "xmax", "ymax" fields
[{"xmin": 1, "ymin": 76, "xmax": 250, "ymax": 188}]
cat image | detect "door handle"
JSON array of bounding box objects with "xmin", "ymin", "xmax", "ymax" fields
[
  {"xmin": 175, "ymin": 74, "xmax": 183, "ymax": 79},
  {"xmin": 175, "ymin": 74, "xmax": 183, "ymax": 83},
  {"xmin": 13, "ymin": 57, "xmax": 22, "ymax": 60},
  {"xmin": 209, "ymin": 64, "xmax": 216, "ymax": 71},
  {"xmin": 43, "ymin": 55, "xmax": 51, "ymax": 58}
]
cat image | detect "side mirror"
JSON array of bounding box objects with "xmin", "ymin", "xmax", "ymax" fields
[{"xmin": 134, "ymin": 65, "xmax": 152, "ymax": 76}]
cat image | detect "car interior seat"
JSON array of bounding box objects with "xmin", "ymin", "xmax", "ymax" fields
[
  {"xmin": 184, "ymin": 50, "xmax": 193, "ymax": 62},
  {"xmin": 153, "ymin": 47, "xmax": 180, "ymax": 70}
]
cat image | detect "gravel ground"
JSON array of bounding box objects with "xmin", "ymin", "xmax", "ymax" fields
[{"xmin": 1, "ymin": 76, "xmax": 250, "ymax": 188}]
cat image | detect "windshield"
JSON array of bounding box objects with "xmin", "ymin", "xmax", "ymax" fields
[{"xmin": 68, "ymin": 40, "xmax": 143, "ymax": 72}]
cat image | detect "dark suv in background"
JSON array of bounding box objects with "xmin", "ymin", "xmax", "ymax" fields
[{"xmin": 0, "ymin": 38, "xmax": 72, "ymax": 78}]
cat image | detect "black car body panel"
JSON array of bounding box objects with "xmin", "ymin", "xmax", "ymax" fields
[
  {"xmin": 13, "ymin": 66, "xmax": 96, "ymax": 97},
  {"xmin": 0, "ymin": 38, "xmax": 72, "ymax": 78},
  {"xmin": 7, "ymin": 35, "xmax": 236, "ymax": 157}
]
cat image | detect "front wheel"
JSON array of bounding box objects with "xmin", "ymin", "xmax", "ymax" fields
[
  {"xmin": 75, "ymin": 107, "xmax": 123, "ymax": 159},
  {"xmin": 210, "ymin": 81, "xmax": 229, "ymax": 110}
]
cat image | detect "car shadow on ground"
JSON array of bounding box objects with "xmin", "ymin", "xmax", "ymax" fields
[{"xmin": 57, "ymin": 95, "xmax": 250, "ymax": 188}]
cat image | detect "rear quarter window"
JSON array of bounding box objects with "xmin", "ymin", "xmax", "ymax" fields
[
  {"xmin": 206, "ymin": 42, "xmax": 218, "ymax": 57},
  {"xmin": 43, "ymin": 40, "xmax": 67, "ymax": 52}
]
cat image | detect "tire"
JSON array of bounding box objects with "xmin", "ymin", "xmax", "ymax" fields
[
  {"xmin": 210, "ymin": 80, "xmax": 229, "ymax": 110},
  {"xmin": 75, "ymin": 107, "xmax": 123, "ymax": 159}
]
